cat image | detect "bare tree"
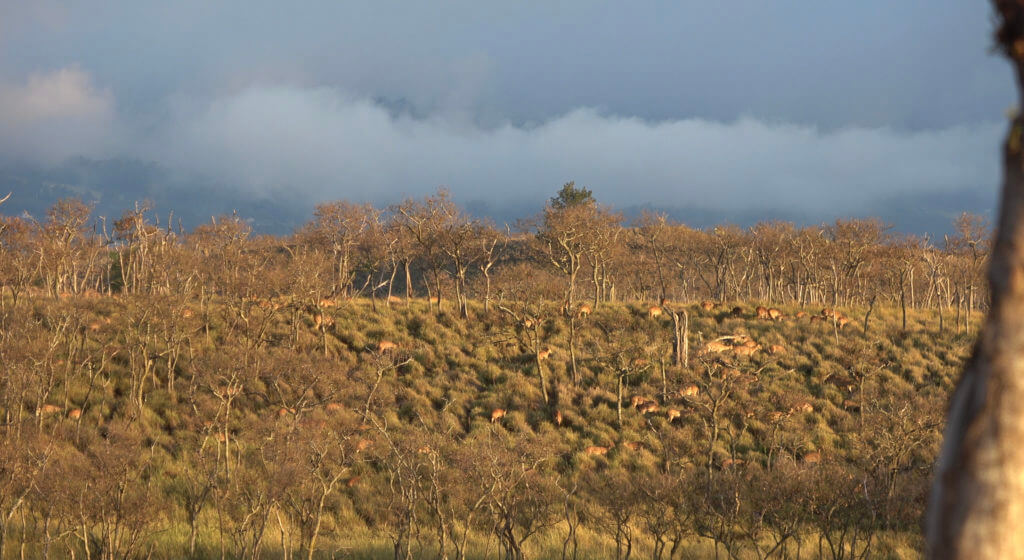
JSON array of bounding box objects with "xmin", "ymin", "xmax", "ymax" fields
[{"xmin": 927, "ymin": 4, "xmax": 1024, "ymax": 557}]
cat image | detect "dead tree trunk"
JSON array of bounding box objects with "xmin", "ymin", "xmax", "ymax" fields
[{"xmin": 927, "ymin": 5, "xmax": 1024, "ymax": 557}]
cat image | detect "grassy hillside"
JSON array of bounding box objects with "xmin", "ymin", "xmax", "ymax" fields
[{"xmin": 0, "ymin": 292, "xmax": 973, "ymax": 560}]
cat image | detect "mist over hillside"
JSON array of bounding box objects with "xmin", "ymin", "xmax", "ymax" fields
[{"xmin": 0, "ymin": 157, "xmax": 996, "ymax": 235}]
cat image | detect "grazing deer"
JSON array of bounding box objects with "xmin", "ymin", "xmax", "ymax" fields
[
  {"xmin": 768, "ymin": 344, "xmax": 786, "ymax": 355},
  {"xmin": 768, "ymin": 411, "xmax": 786, "ymax": 423},
  {"xmin": 768, "ymin": 308, "xmax": 784, "ymax": 321},
  {"xmin": 313, "ymin": 313, "xmax": 334, "ymax": 329},
  {"xmin": 680, "ymin": 384, "xmax": 700, "ymax": 397},
  {"xmin": 537, "ymin": 348, "xmax": 552, "ymax": 361},
  {"xmin": 553, "ymin": 410, "xmax": 563, "ymax": 426},
  {"xmin": 756, "ymin": 306, "xmax": 771, "ymax": 320},
  {"xmin": 821, "ymin": 308, "xmax": 838, "ymax": 319},
  {"xmin": 622, "ymin": 441, "xmax": 644, "ymax": 451},
  {"xmin": 631, "ymin": 395, "xmax": 649, "ymax": 409},
  {"xmin": 585, "ymin": 444, "xmax": 613, "ymax": 456},
  {"xmin": 35, "ymin": 404, "xmax": 62, "ymax": 417},
  {"xmin": 377, "ymin": 340, "xmax": 398, "ymax": 352},
  {"xmin": 648, "ymin": 305, "xmax": 663, "ymax": 318},
  {"xmin": 325, "ymin": 402, "xmax": 343, "ymax": 412},
  {"xmin": 795, "ymin": 311, "xmax": 807, "ymax": 319},
  {"xmin": 577, "ymin": 303, "xmax": 592, "ymax": 318},
  {"xmin": 318, "ymin": 298, "xmax": 336, "ymax": 308},
  {"xmin": 355, "ymin": 438, "xmax": 373, "ymax": 453},
  {"xmin": 794, "ymin": 402, "xmax": 814, "ymax": 414},
  {"xmin": 701, "ymin": 340, "xmax": 732, "ymax": 355},
  {"xmin": 836, "ymin": 316, "xmax": 850, "ymax": 329},
  {"xmin": 639, "ymin": 402, "xmax": 660, "ymax": 415},
  {"xmin": 666, "ymin": 408, "xmax": 681, "ymax": 422},
  {"xmin": 732, "ymin": 343, "xmax": 762, "ymax": 357},
  {"xmin": 701, "ymin": 300, "xmax": 716, "ymax": 311},
  {"xmin": 67, "ymin": 408, "xmax": 82, "ymax": 420},
  {"xmin": 346, "ymin": 476, "xmax": 361, "ymax": 488},
  {"xmin": 802, "ymin": 451, "xmax": 822, "ymax": 465},
  {"xmin": 490, "ymin": 408, "xmax": 506, "ymax": 423}
]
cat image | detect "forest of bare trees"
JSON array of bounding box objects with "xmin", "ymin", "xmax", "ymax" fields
[{"xmin": 0, "ymin": 188, "xmax": 980, "ymax": 559}]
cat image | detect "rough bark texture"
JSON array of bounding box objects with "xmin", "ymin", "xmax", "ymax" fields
[{"xmin": 927, "ymin": 3, "xmax": 1024, "ymax": 557}]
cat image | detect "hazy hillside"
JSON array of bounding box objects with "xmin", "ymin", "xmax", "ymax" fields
[{"xmin": 0, "ymin": 157, "xmax": 995, "ymax": 236}]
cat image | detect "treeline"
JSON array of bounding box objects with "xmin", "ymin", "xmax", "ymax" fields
[
  {"xmin": 0, "ymin": 186, "xmax": 974, "ymax": 559},
  {"xmin": 0, "ymin": 183, "xmax": 991, "ymax": 329}
]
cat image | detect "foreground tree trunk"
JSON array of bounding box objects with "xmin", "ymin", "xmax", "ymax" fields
[{"xmin": 927, "ymin": 4, "xmax": 1024, "ymax": 557}]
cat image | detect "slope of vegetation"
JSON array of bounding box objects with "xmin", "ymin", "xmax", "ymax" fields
[
  {"xmin": 0, "ymin": 188, "xmax": 984, "ymax": 559},
  {"xmin": 0, "ymin": 294, "xmax": 973, "ymax": 560}
]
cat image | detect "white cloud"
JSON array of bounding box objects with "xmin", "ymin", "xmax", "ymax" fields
[
  {"xmin": 145, "ymin": 85, "xmax": 1003, "ymax": 216},
  {"xmin": 0, "ymin": 67, "xmax": 116, "ymax": 161}
]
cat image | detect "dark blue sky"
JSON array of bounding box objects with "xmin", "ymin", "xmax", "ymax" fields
[{"xmin": 0, "ymin": 1, "xmax": 1013, "ymax": 228}]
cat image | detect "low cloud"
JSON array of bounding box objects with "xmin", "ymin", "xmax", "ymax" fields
[
  {"xmin": 0, "ymin": 73, "xmax": 1004, "ymax": 224},
  {"xmin": 148, "ymin": 85, "xmax": 1002, "ymax": 217},
  {"xmin": 0, "ymin": 67, "xmax": 116, "ymax": 162}
]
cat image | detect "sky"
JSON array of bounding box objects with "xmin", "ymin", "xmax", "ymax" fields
[{"xmin": 0, "ymin": 1, "xmax": 1015, "ymax": 230}]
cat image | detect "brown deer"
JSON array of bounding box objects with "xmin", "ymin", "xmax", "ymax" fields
[
  {"xmin": 313, "ymin": 313, "xmax": 334, "ymax": 329},
  {"xmin": 631, "ymin": 395, "xmax": 649, "ymax": 408},
  {"xmin": 377, "ymin": 340, "xmax": 398, "ymax": 352},
  {"xmin": 836, "ymin": 316, "xmax": 850, "ymax": 329},
  {"xmin": 756, "ymin": 306, "xmax": 771, "ymax": 320},
  {"xmin": 355, "ymin": 438, "xmax": 373, "ymax": 453},
  {"xmin": 35, "ymin": 404, "xmax": 62, "ymax": 417},
  {"xmin": 346, "ymin": 476, "xmax": 361, "ymax": 488},
  {"xmin": 417, "ymin": 445, "xmax": 433, "ymax": 454},
  {"xmin": 648, "ymin": 305, "xmax": 663, "ymax": 318},
  {"xmin": 553, "ymin": 410, "xmax": 563, "ymax": 426},
  {"xmin": 666, "ymin": 408, "xmax": 682, "ymax": 422},
  {"xmin": 731, "ymin": 306, "xmax": 744, "ymax": 316},
  {"xmin": 768, "ymin": 308, "xmax": 784, "ymax": 321},
  {"xmin": 793, "ymin": 402, "xmax": 814, "ymax": 414},
  {"xmin": 67, "ymin": 408, "xmax": 82, "ymax": 420},
  {"xmin": 639, "ymin": 402, "xmax": 660, "ymax": 415},
  {"xmin": 490, "ymin": 408, "xmax": 506, "ymax": 423},
  {"xmin": 181, "ymin": 308, "xmax": 194, "ymax": 318},
  {"xmin": 722, "ymin": 458, "xmax": 745, "ymax": 469},
  {"xmin": 701, "ymin": 340, "xmax": 732, "ymax": 355},
  {"xmin": 622, "ymin": 441, "xmax": 644, "ymax": 451},
  {"xmin": 325, "ymin": 402, "xmax": 343, "ymax": 413},
  {"xmin": 577, "ymin": 303, "xmax": 592, "ymax": 318},
  {"xmin": 701, "ymin": 300, "xmax": 716, "ymax": 311},
  {"xmin": 680, "ymin": 384, "xmax": 700, "ymax": 397},
  {"xmin": 802, "ymin": 451, "xmax": 822, "ymax": 465},
  {"xmin": 795, "ymin": 311, "xmax": 808, "ymax": 319},
  {"xmin": 732, "ymin": 344, "xmax": 762, "ymax": 357},
  {"xmin": 537, "ymin": 348, "xmax": 552, "ymax": 361},
  {"xmin": 768, "ymin": 344, "xmax": 786, "ymax": 355},
  {"xmin": 584, "ymin": 444, "xmax": 613, "ymax": 456},
  {"xmin": 809, "ymin": 315, "xmax": 823, "ymax": 324}
]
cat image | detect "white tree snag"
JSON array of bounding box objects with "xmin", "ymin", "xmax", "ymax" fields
[{"xmin": 927, "ymin": 3, "xmax": 1024, "ymax": 558}]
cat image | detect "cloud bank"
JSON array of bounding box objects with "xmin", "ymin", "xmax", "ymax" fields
[{"xmin": 0, "ymin": 67, "xmax": 1005, "ymax": 224}]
